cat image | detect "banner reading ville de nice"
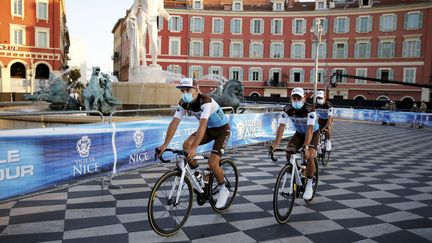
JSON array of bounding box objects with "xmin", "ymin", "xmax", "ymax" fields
[{"xmin": 0, "ymin": 113, "xmax": 295, "ymax": 201}]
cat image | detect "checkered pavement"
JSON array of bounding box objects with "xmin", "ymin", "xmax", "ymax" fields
[{"xmin": 1, "ymin": 121, "xmax": 431, "ymax": 242}]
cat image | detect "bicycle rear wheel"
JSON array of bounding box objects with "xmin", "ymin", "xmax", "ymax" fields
[
  {"xmin": 322, "ymin": 150, "xmax": 331, "ymax": 167},
  {"xmin": 209, "ymin": 158, "xmax": 239, "ymax": 213},
  {"xmin": 304, "ymin": 158, "xmax": 319, "ymax": 204},
  {"xmin": 147, "ymin": 171, "xmax": 193, "ymax": 236},
  {"xmin": 273, "ymin": 164, "xmax": 296, "ymax": 224}
]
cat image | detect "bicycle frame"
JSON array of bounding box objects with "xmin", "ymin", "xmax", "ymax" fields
[
  {"xmin": 286, "ymin": 153, "xmax": 304, "ymax": 195},
  {"xmin": 169, "ymin": 155, "xmax": 205, "ymax": 205}
]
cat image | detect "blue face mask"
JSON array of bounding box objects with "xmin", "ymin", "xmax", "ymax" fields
[
  {"xmin": 182, "ymin": 93, "xmax": 194, "ymax": 103},
  {"xmin": 292, "ymin": 101, "xmax": 304, "ymax": 110}
]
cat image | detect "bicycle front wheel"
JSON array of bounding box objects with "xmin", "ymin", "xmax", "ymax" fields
[
  {"xmin": 273, "ymin": 164, "xmax": 296, "ymax": 224},
  {"xmin": 147, "ymin": 170, "xmax": 193, "ymax": 236},
  {"xmin": 209, "ymin": 158, "xmax": 239, "ymax": 213}
]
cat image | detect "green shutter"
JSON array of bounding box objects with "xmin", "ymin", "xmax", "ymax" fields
[
  {"xmin": 310, "ymin": 69, "xmax": 315, "ymax": 83},
  {"xmin": 379, "ymin": 15, "xmax": 384, "ymax": 31},
  {"xmin": 346, "ymin": 17, "xmax": 350, "ymax": 33},
  {"xmin": 302, "ymin": 19, "xmax": 306, "ymax": 34},
  {"xmin": 378, "ymin": 42, "xmax": 383, "ymax": 58},
  {"xmin": 323, "ymin": 19, "xmax": 329, "ymax": 33},
  {"xmin": 368, "ymin": 16, "xmax": 372, "ymax": 32},
  {"xmin": 260, "ymin": 19, "xmax": 264, "ymax": 34},
  {"xmin": 271, "ymin": 19, "xmax": 275, "ymax": 34},
  {"xmin": 366, "ymin": 42, "xmax": 371, "ymax": 58},
  {"xmin": 418, "ymin": 12, "xmax": 423, "ymax": 29},
  {"xmin": 416, "ymin": 40, "xmax": 421, "ymax": 57},
  {"xmin": 344, "ymin": 43, "xmax": 348, "ymax": 58},
  {"xmin": 356, "ymin": 16, "xmax": 360, "ymax": 33}
]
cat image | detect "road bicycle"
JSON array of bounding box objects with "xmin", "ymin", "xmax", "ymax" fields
[
  {"xmin": 270, "ymin": 148, "xmax": 319, "ymax": 224},
  {"xmin": 317, "ymin": 130, "xmax": 331, "ymax": 167},
  {"xmin": 147, "ymin": 148, "xmax": 238, "ymax": 236}
]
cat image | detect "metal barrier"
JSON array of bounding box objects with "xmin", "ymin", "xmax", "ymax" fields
[
  {"xmin": 108, "ymin": 108, "xmax": 175, "ymax": 123},
  {"xmin": 237, "ymin": 105, "xmax": 285, "ymax": 113},
  {"xmin": 221, "ymin": 106, "xmax": 235, "ymax": 114},
  {"xmin": 0, "ymin": 110, "xmax": 105, "ymax": 123}
]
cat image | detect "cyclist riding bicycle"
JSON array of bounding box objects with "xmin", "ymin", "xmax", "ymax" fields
[
  {"xmin": 315, "ymin": 90, "xmax": 334, "ymax": 151},
  {"xmin": 271, "ymin": 87, "xmax": 320, "ymax": 200},
  {"xmin": 157, "ymin": 78, "xmax": 231, "ymax": 209}
]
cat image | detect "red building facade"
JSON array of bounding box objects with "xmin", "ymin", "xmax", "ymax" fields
[
  {"xmin": 0, "ymin": 0, "xmax": 69, "ymax": 94},
  {"xmin": 114, "ymin": 0, "xmax": 432, "ymax": 103}
]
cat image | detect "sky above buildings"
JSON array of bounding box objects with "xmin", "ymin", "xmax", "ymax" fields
[
  {"xmin": 65, "ymin": 0, "xmax": 314, "ymax": 76},
  {"xmin": 65, "ymin": 0, "xmax": 134, "ymax": 74}
]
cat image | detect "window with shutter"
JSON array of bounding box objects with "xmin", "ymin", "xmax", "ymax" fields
[{"xmin": 37, "ymin": 1, "xmax": 48, "ymax": 20}]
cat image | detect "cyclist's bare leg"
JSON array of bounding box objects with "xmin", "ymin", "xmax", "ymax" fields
[
  {"xmin": 208, "ymin": 153, "xmax": 224, "ymax": 184},
  {"xmin": 325, "ymin": 128, "xmax": 332, "ymax": 140},
  {"xmin": 182, "ymin": 134, "xmax": 198, "ymax": 167},
  {"xmin": 305, "ymin": 147, "xmax": 316, "ymax": 177}
]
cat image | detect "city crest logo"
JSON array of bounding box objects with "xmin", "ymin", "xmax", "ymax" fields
[
  {"xmin": 133, "ymin": 130, "xmax": 144, "ymax": 148},
  {"xmin": 76, "ymin": 136, "xmax": 91, "ymax": 158},
  {"xmin": 236, "ymin": 120, "xmax": 246, "ymax": 139}
]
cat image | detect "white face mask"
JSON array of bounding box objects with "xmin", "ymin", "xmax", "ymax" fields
[{"xmin": 317, "ymin": 99, "xmax": 325, "ymax": 105}]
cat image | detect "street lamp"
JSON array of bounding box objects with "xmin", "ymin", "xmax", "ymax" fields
[{"xmin": 310, "ymin": 18, "xmax": 324, "ymax": 104}]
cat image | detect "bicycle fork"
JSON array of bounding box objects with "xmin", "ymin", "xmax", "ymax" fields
[{"xmin": 168, "ymin": 165, "xmax": 204, "ymax": 206}]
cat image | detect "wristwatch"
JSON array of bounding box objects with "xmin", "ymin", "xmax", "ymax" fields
[{"xmin": 303, "ymin": 145, "xmax": 309, "ymax": 150}]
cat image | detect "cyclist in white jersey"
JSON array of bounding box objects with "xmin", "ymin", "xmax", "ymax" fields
[
  {"xmin": 271, "ymin": 87, "xmax": 320, "ymax": 200},
  {"xmin": 157, "ymin": 78, "xmax": 230, "ymax": 208}
]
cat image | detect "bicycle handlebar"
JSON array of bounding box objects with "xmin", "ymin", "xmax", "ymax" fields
[
  {"xmin": 269, "ymin": 148, "xmax": 304, "ymax": 162},
  {"xmin": 155, "ymin": 148, "xmax": 188, "ymax": 163}
]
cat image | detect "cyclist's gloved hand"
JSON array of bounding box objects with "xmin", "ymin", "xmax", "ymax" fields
[
  {"xmin": 303, "ymin": 146, "xmax": 311, "ymax": 160},
  {"xmin": 186, "ymin": 148, "xmax": 196, "ymax": 161},
  {"xmin": 156, "ymin": 145, "xmax": 167, "ymax": 158}
]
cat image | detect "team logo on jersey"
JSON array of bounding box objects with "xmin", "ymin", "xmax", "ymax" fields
[
  {"xmin": 133, "ymin": 130, "xmax": 144, "ymax": 148},
  {"xmin": 76, "ymin": 136, "xmax": 91, "ymax": 158}
]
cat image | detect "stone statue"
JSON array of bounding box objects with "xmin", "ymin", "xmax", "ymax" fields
[
  {"xmin": 128, "ymin": 0, "xmax": 170, "ymax": 71},
  {"xmin": 24, "ymin": 74, "xmax": 73, "ymax": 110},
  {"xmin": 209, "ymin": 79, "xmax": 244, "ymax": 111},
  {"xmin": 126, "ymin": 15, "xmax": 140, "ymax": 75},
  {"xmin": 83, "ymin": 67, "xmax": 122, "ymax": 114}
]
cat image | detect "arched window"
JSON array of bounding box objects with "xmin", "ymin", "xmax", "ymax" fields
[
  {"xmin": 10, "ymin": 62, "xmax": 26, "ymax": 78},
  {"xmin": 400, "ymin": 97, "xmax": 415, "ymax": 110},
  {"xmin": 249, "ymin": 92, "xmax": 260, "ymax": 97},
  {"xmin": 35, "ymin": 64, "xmax": 50, "ymax": 79},
  {"xmin": 377, "ymin": 95, "xmax": 389, "ymax": 101}
]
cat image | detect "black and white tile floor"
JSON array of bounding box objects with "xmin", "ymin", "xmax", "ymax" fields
[{"xmin": 1, "ymin": 121, "xmax": 431, "ymax": 242}]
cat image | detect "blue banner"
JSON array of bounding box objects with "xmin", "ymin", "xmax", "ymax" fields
[
  {"xmin": 333, "ymin": 108, "xmax": 432, "ymax": 127},
  {"xmin": 0, "ymin": 125, "xmax": 115, "ymax": 200},
  {"xmin": 0, "ymin": 113, "xmax": 294, "ymax": 201}
]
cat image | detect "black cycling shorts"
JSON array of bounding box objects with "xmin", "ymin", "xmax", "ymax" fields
[{"xmin": 192, "ymin": 123, "xmax": 230, "ymax": 157}]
